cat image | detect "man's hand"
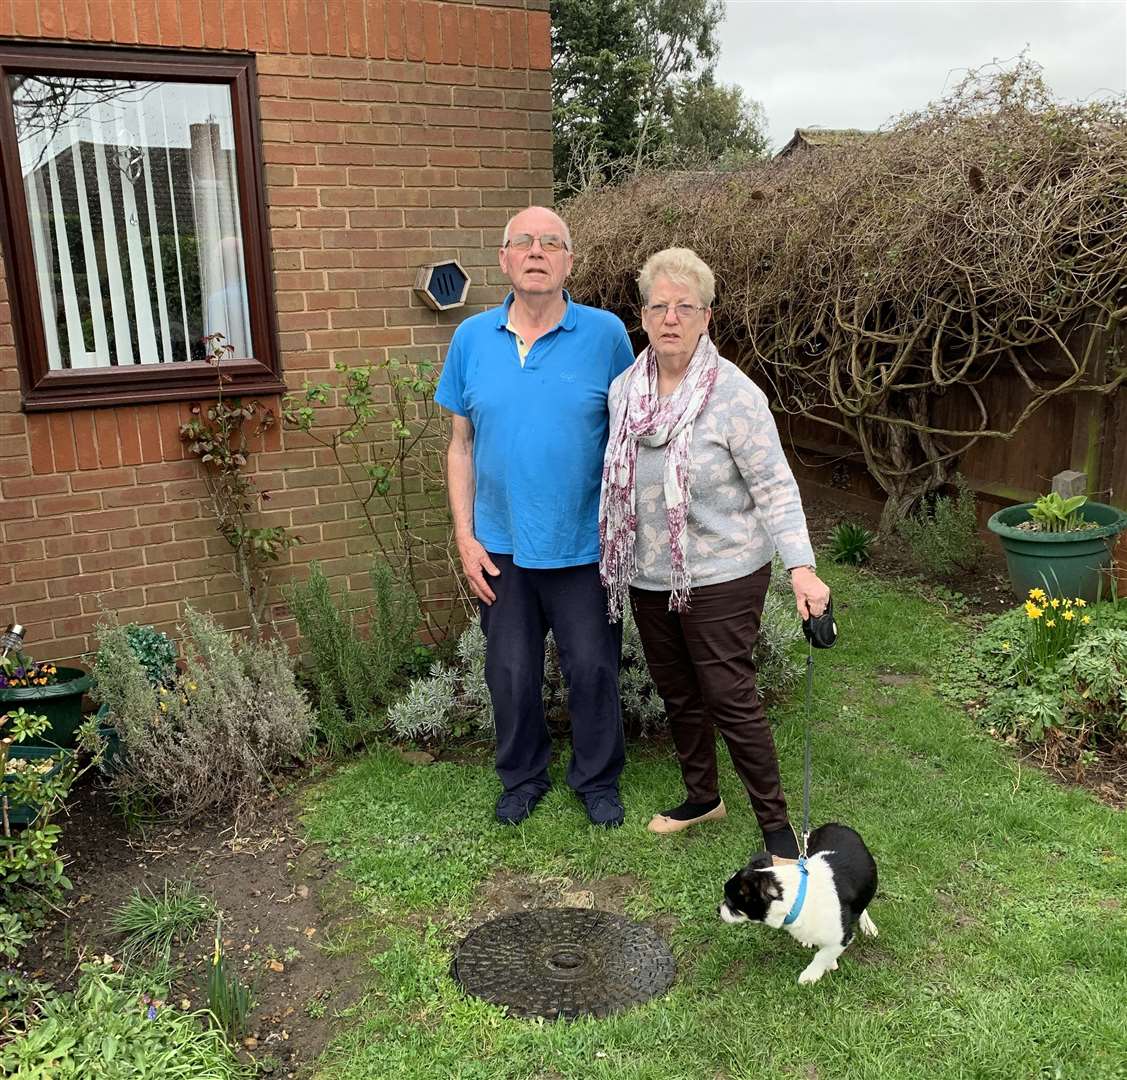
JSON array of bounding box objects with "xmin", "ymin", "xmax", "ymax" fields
[
  {"xmin": 790, "ymin": 566, "xmax": 830, "ymax": 619},
  {"xmin": 457, "ymin": 534, "xmax": 501, "ymax": 605}
]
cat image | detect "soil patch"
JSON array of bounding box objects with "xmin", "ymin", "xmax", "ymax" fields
[
  {"xmin": 803, "ymin": 495, "xmax": 1014, "ymax": 617},
  {"xmin": 17, "ymin": 775, "xmax": 367, "ymax": 1078}
]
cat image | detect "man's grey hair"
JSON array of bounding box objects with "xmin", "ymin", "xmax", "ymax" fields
[
  {"xmin": 502, "ymin": 207, "xmax": 573, "ymax": 251},
  {"xmin": 637, "ymin": 247, "xmax": 715, "ymax": 307}
]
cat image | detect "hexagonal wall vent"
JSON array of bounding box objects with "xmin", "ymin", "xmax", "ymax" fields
[{"xmin": 414, "ymin": 259, "xmax": 471, "ymax": 311}]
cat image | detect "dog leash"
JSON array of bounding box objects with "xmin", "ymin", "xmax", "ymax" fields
[{"xmin": 799, "ymin": 595, "xmax": 837, "ymax": 859}]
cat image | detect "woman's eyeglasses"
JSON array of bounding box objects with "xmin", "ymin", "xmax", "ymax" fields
[
  {"xmin": 643, "ymin": 303, "xmax": 706, "ymax": 320},
  {"xmin": 505, "ymin": 233, "xmax": 569, "ymax": 252}
]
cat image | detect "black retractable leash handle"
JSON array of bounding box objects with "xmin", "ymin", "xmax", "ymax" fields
[{"xmin": 799, "ymin": 595, "xmax": 837, "ymax": 857}]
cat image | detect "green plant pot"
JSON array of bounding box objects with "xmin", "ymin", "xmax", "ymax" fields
[
  {"xmin": 2, "ymin": 746, "xmax": 70, "ymax": 827},
  {"xmin": 987, "ymin": 501, "xmax": 1127, "ymax": 602},
  {"xmin": 93, "ymin": 703, "xmax": 126, "ymax": 776},
  {"xmin": 0, "ymin": 667, "xmax": 94, "ymax": 748}
]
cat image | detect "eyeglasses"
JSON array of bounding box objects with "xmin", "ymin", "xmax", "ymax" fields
[
  {"xmin": 643, "ymin": 303, "xmax": 707, "ymax": 320},
  {"xmin": 505, "ymin": 233, "xmax": 569, "ymax": 253}
]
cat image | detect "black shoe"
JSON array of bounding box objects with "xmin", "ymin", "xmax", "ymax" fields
[
  {"xmin": 764, "ymin": 823, "xmax": 801, "ymax": 860},
  {"xmin": 495, "ymin": 789, "xmax": 544, "ymax": 826},
  {"xmin": 583, "ymin": 789, "xmax": 624, "ymax": 828}
]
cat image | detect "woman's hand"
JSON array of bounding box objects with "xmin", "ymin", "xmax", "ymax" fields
[{"xmin": 789, "ymin": 566, "xmax": 830, "ymax": 619}]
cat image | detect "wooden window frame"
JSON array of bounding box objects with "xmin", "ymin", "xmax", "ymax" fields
[{"xmin": 0, "ymin": 43, "xmax": 284, "ymax": 412}]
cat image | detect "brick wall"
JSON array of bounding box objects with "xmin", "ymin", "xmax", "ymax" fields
[{"xmin": 0, "ymin": 0, "xmax": 553, "ymax": 660}]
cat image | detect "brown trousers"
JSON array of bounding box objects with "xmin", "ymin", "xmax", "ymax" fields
[{"xmin": 629, "ymin": 563, "xmax": 789, "ymax": 834}]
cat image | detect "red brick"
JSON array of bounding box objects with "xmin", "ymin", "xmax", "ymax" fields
[
  {"xmin": 111, "ymin": 563, "xmax": 177, "ymax": 589},
  {"xmin": 93, "ymin": 409, "xmax": 121, "ymax": 468},
  {"xmin": 137, "ymin": 407, "xmax": 163, "ymax": 464},
  {"xmin": 285, "ymin": 0, "xmax": 308, "ymax": 51},
  {"xmin": 384, "ymin": 0, "xmax": 403, "ymax": 58},
  {"xmin": 422, "ymin": 3, "xmax": 440, "ymax": 63},
  {"xmin": 327, "ymin": 0, "xmax": 347, "ymax": 54},
  {"xmin": 3, "ymin": 474, "xmax": 68, "ymax": 499},
  {"xmin": 475, "ymin": 8, "xmax": 493, "ymax": 68},
  {"xmin": 364, "ymin": 0, "xmax": 384, "ymax": 58},
  {"xmin": 35, "ymin": 493, "xmax": 102, "ymax": 516},
  {"xmin": 456, "ymin": 6, "xmax": 474, "ymax": 67},
  {"xmin": 403, "ymin": 0, "xmax": 424, "ymax": 61},
  {"xmin": 527, "ymin": 10, "xmax": 550, "ymax": 70},
  {"xmin": 0, "ymin": 540, "xmax": 44, "ymax": 563},
  {"xmin": 0, "ymin": 1, "xmax": 16, "ymax": 36},
  {"xmin": 491, "ymin": 10, "xmax": 510, "ymax": 68},
  {"xmin": 45, "ymin": 534, "xmax": 108, "ymax": 558},
  {"xmin": 110, "ymin": 525, "xmax": 174, "ymax": 549},
  {"xmin": 157, "ymin": 403, "xmax": 185, "ymax": 461},
  {"xmin": 156, "ymin": 0, "xmax": 181, "ymax": 43},
  {"xmin": 110, "ymin": 0, "xmax": 137, "ymax": 41},
  {"xmin": 27, "ymin": 414, "xmax": 52, "ymax": 474},
  {"xmin": 345, "ymin": 0, "xmax": 365, "ymax": 54},
  {"xmin": 38, "ymin": 0, "xmax": 63, "ymax": 36},
  {"xmin": 14, "ymin": 555, "xmax": 80, "ymax": 582},
  {"xmin": 13, "ymin": 0, "xmax": 39, "ymax": 34},
  {"xmin": 5, "ymin": 518, "xmax": 65, "ymax": 541},
  {"xmin": 306, "ymin": 0, "xmax": 328, "ymax": 53},
  {"xmin": 440, "ymin": 4, "xmax": 458, "ymax": 64},
  {"xmin": 198, "ymin": 0, "xmax": 222, "ymax": 46},
  {"xmin": 223, "ymin": 0, "xmax": 247, "ymax": 48},
  {"xmin": 73, "ymin": 508, "xmax": 138, "ymax": 534},
  {"xmin": 509, "ymin": 11, "xmax": 528, "ymax": 69},
  {"xmin": 135, "ymin": 0, "xmax": 159, "ymax": 43},
  {"xmin": 265, "ymin": 0, "xmax": 287, "ymax": 51},
  {"xmin": 80, "ymin": 548, "xmax": 145, "ymax": 574},
  {"xmin": 180, "ymin": 0, "xmax": 203, "ymax": 45}
]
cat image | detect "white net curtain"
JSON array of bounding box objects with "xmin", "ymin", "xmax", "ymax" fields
[{"xmin": 11, "ymin": 75, "xmax": 252, "ymax": 369}]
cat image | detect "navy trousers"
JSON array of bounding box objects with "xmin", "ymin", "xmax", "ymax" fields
[{"xmin": 478, "ymin": 555, "xmax": 624, "ymax": 796}]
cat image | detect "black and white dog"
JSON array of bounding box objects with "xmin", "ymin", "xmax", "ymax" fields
[{"xmin": 719, "ymin": 823, "xmax": 878, "ymax": 984}]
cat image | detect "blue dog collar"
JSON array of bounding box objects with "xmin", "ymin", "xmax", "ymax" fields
[{"xmin": 782, "ymin": 857, "xmax": 809, "ymax": 926}]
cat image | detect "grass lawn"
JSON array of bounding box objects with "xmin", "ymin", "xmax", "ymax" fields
[{"xmin": 301, "ymin": 564, "xmax": 1127, "ymax": 1080}]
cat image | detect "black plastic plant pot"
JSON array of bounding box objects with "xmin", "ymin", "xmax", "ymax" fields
[
  {"xmin": 0, "ymin": 667, "xmax": 94, "ymax": 748},
  {"xmin": 1, "ymin": 745, "xmax": 71, "ymax": 827}
]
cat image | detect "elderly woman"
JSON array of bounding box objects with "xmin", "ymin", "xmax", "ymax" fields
[{"xmin": 599, "ymin": 247, "xmax": 829, "ymax": 859}]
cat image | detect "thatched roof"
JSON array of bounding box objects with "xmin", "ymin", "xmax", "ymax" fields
[{"xmin": 775, "ymin": 127, "xmax": 875, "ymax": 157}]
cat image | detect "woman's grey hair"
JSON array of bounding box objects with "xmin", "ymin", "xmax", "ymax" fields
[{"xmin": 637, "ymin": 247, "xmax": 715, "ymax": 307}]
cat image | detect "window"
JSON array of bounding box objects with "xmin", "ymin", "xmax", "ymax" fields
[{"xmin": 0, "ymin": 45, "xmax": 283, "ymax": 411}]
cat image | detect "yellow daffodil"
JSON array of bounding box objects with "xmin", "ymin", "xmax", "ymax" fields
[
  {"xmin": 1024, "ymin": 601, "xmax": 1043, "ymax": 619},
  {"xmin": 1046, "ymin": 619, "xmax": 1056, "ymax": 628},
  {"xmin": 1081, "ymin": 614, "xmax": 1091, "ymax": 625},
  {"xmin": 1063, "ymin": 598, "xmax": 1073, "ymax": 608},
  {"xmin": 1062, "ymin": 610, "xmax": 1075, "ymax": 621},
  {"xmin": 1028, "ymin": 587, "xmax": 1047, "ymax": 601},
  {"xmin": 159, "ymin": 702, "xmax": 168, "ymax": 712},
  {"xmin": 1049, "ymin": 598, "xmax": 1061, "ymax": 609},
  {"xmin": 1074, "ymin": 598, "xmax": 1087, "ymax": 608}
]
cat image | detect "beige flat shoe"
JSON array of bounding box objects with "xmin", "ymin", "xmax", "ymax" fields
[{"xmin": 647, "ymin": 799, "xmax": 727, "ymax": 834}]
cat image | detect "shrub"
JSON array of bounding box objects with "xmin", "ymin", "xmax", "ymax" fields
[
  {"xmin": 973, "ymin": 597, "xmax": 1127, "ymax": 752},
  {"xmin": 387, "ymin": 559, "xmax": 803, "ymax": 742},
  {"xmin": 0, "ymin": 962, "xmax": 244, "ymax": 1079},
  {"xmin": 895, "ymin": 474, "xmax": 982, "ymax": 577},
  {"xmin": 0, "ymin": 707, "xmax": 76, "ymax": 958},
  {"xmin": 124, "ymin": 625, "xmax": 179, "ymax": 688},
  {"xmin": 110, "ymin": 881, "xmax": 216, "ymax": 965},
  {"xmin": 92, "ymin": 606, "xmax": 314, "ymax": 822},
  {"xmin": 827, "ymin": 522, "xmax": 876, "ymax": 565},
  {"xmin": 285, "ymin": 558, "xmax": 422, "ymax": 751}
]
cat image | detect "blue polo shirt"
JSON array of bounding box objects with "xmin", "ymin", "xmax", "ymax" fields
[{"xmin": 436, "ymin": 292, "xmax": 634, "ymax": 569}]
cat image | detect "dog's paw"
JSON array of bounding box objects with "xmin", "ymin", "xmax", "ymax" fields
[{"xmin": 798, "ymin": 965, "xmax": 826, "ymax": 985}]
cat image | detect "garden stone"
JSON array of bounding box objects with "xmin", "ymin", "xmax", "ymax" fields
[{"xmin": 1051, "ymin": 470, "xmax": 1087, "ymax": 498}]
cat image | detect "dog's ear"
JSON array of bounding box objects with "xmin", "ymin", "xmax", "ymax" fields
[{"xmin": 746, "ymin": 851, "xmax": 773, "ymax": 871}]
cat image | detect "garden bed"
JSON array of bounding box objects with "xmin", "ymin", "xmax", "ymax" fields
[{"xmin": 15, "ymin": 777, "xmax": 366, "ymax": 1077}]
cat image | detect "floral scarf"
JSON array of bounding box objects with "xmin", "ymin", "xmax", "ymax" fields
[{"xmin": 599, "ymin": 333, "xmax": 720, "ymax": 620}]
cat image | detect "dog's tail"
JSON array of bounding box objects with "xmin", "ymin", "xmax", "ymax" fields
[{"xmin": 859, "ymin": 910, "xmax": 878, "ymax": 937}]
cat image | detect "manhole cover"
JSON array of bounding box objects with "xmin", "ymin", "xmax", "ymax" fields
[{"xmin": 452, "ymin": 908, "xmax": 675, "ymax": 1020}]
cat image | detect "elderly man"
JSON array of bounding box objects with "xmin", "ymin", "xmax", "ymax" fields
[{"xmin": 435, "ymin": 206, "xmax": 634, "ymax": 827}]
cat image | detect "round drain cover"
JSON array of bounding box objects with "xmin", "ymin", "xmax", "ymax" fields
[{"xmin": 452, "ymin": 908, "xmax": 675, "ymax": 1020}]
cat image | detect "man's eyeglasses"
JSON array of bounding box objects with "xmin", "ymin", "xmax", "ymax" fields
[
  {"xmin": 505, "ymin": 233, "xmax": 569, "ymax": 253},
  {"xmin": 643, "ymin": 303, "xmax": 707, "ymax": 320}
]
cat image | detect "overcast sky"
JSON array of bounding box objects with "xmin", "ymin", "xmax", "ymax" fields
[{"xmin": 715, "ymin": 1, "xmax": 1127, "ymax": 150}]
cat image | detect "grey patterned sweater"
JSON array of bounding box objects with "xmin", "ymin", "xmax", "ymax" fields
[{"xmin": 608, "ymin": 355, "xmax": 816, "ymax": 592}]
